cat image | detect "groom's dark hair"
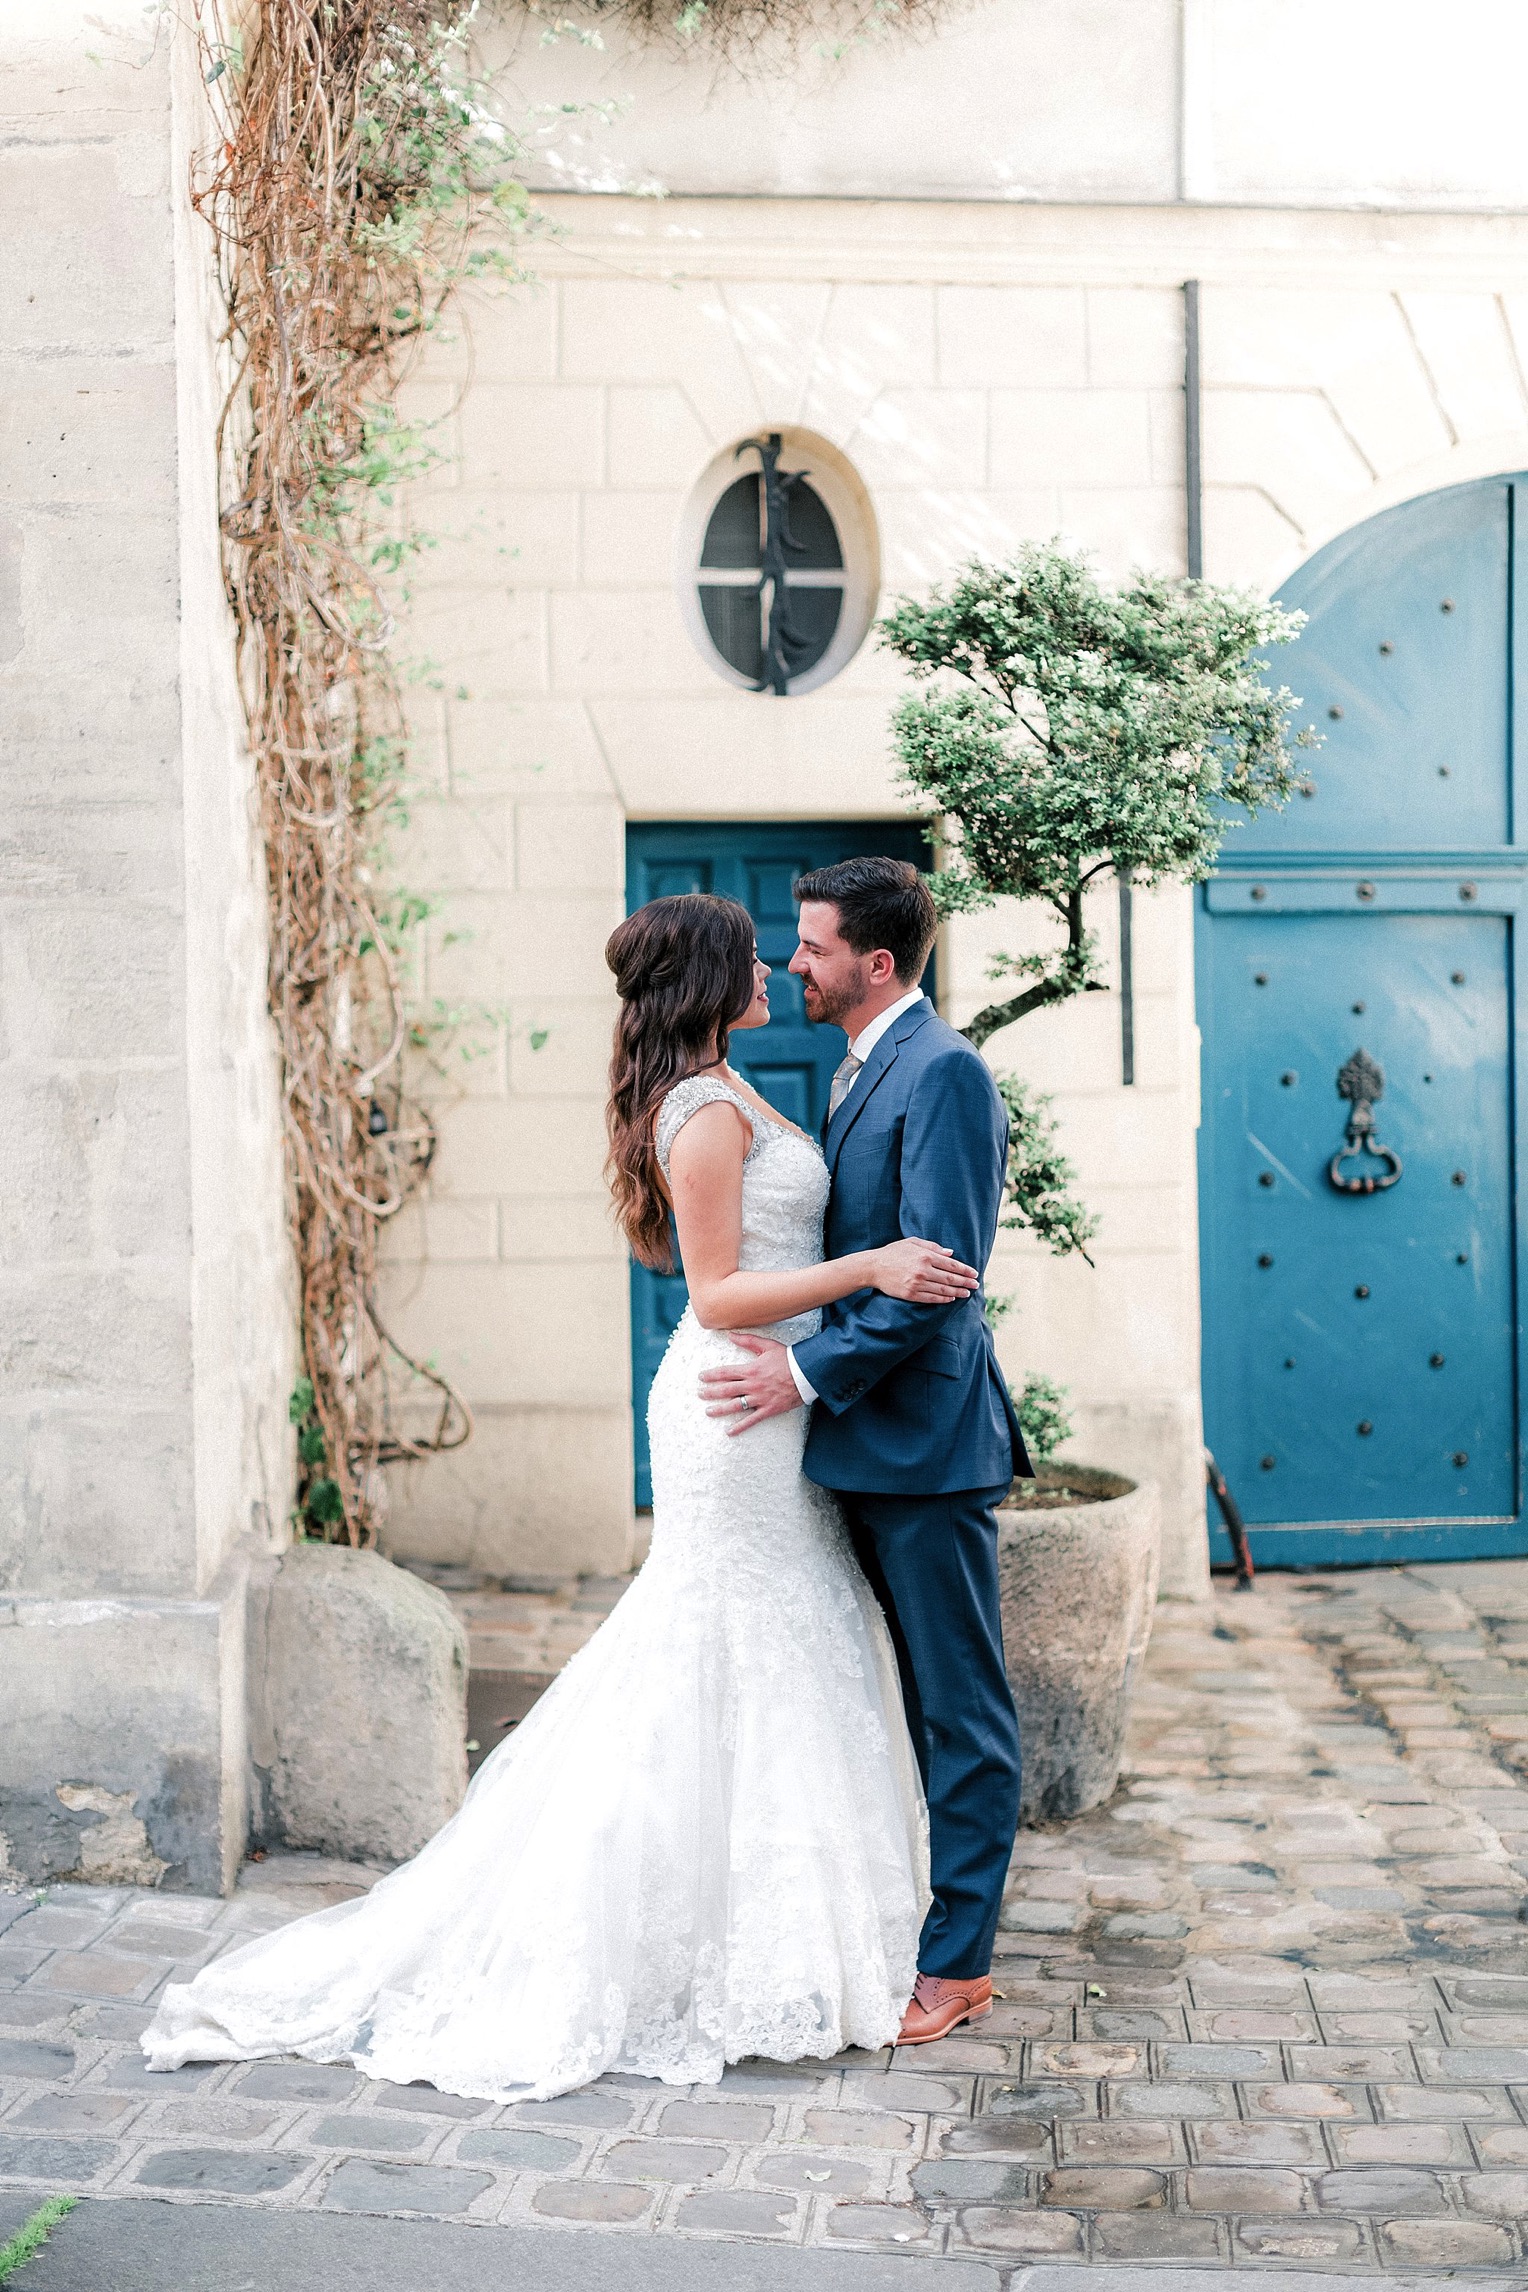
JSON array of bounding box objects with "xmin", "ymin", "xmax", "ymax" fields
[{"xmin": 793, "ymin": 856, "xmax": 937, "ymax": 985}]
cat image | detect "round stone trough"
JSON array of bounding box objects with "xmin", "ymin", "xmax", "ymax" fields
[{"xmin": 996, "ymin": 1465, "xmax": 1161, "ymax": 1824}]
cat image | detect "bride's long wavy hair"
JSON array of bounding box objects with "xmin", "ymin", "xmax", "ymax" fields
[{"xmin": 605, "ymin": 893, "xmax": 757, "ymax": 1270}]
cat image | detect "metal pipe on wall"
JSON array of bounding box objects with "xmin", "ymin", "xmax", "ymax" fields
[
  {"xmin": 1119, "ymin": 279, "xmax": 1205, "ymax": 1088},
  {"xmin": 1184, "ymin": 277, "xmax": 1204, "ymax": 581}
]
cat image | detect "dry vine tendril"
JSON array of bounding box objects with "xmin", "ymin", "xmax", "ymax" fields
[{"xmin": 193, "ymin": 0, "xmax": 529, "ymax": 1541}]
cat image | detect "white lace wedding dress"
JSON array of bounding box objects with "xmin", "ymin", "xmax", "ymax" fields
[{"xmin": 142, "ymin": 1075, "xmax": 927, "ymax": 2103}]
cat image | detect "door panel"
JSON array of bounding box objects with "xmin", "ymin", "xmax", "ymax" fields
[
  {"xmin": 1233, "ymin": 481, "xmax": 1514, "ymax": 853},
  {"xmin": 1200, "ymin": 905, "xmax": 1517, "ymax": 1562},
  {"xmin": 1199, "ymin": 473, "xmax": 1528, "ymax": 1569},
  {"xmin": 625, "ymin": 821, "xmax": 934, "ymax": 1507}
]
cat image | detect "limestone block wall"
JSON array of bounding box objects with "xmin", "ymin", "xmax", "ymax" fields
[
  {"xmin": 378, "ymin": 192, "xmax": 1528, "ymax": 1602},
  {"xmin": 0, "ymin": 9, "xmax": 291, "ymax": 1890}
]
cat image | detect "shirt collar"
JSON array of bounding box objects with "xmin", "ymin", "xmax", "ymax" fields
[{"xmin": 849, "ymin": 987, "xmax": 925, "ymax": 1065}]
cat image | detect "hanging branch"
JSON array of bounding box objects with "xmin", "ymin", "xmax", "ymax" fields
[
  {"xmin": 525, "ymin": 0, "xmax": 946, "ymax": 59},
  {"xmin": 191, "ymin": 1, "xmax": 529, "ymax": 1542}
]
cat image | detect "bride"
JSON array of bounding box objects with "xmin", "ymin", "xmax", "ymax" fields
[{"xmin": 142, "ymin": 891, "xmax": 981, "ymax": 2102}]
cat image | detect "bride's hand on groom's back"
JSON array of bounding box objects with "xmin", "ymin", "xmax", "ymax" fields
[{"xmin": 871, "ymin": 1240, "xmax": 980, "ymax": 1304}]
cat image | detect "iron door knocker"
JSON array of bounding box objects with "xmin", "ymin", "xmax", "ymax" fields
[{"xmin": 1328, "ymin": 1048, "xmax": 1403, "ymax": 1194}]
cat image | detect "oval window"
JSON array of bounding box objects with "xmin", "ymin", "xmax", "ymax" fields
[{"xmin": 679, "ymin": 430, "xmax": 878, "ymax": 697}]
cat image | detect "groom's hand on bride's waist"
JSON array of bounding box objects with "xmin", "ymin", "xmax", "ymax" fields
[{"xmin": 699, "ymin": 1333, "xmax": 802, "ymax": 1435}]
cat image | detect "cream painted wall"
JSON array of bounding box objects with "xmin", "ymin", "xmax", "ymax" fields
[
  {"xmin": 376, "ymin": 192, "xmax": 1528, "ymax": 1598},
  {"xmin": 492, "ymin": 0, "xmax": 1528, "ymax": 212}
]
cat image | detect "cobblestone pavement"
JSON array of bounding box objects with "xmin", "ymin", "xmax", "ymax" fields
[
  {"xmin": 411, "ymin": 1562, "xmax": 629, "ymax": 1773},
  {"xmin": 5, "ymin": 1560, "xmax": 1528, "ymax": 2279},
  {"xmin": 419, "ymin": 1563, "xmax": 629, "ymax": 1679}
]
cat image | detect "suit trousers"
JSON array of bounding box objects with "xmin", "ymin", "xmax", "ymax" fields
[{"xmin": 840, "ymin": 1483, "xmax": 1021, "ymax": 1978}]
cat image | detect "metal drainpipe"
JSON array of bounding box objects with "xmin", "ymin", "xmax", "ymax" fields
[
  {"xmin": 1184, "ymin": 277, "xmax": 1204, "ymax": 581},
  {"xmin": 1119, "ymin": 279, "xmax": 1204, "ymax": 1088}
]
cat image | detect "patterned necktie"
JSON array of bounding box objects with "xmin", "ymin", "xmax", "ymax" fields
[{"xmin": 827, "ymin": 1051, "xmax": 863, "ymax": 1122}]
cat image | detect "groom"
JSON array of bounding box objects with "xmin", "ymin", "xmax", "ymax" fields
[{"xmin": 700, "ymin": 855, "xmax": 1030, "ymax": 2044}]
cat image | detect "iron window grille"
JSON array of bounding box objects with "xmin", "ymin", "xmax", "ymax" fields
[{"xmin": 696, "ymin": 433, "xmax": 846, "ymax": 696}]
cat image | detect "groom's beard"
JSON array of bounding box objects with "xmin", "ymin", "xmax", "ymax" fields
[{"xmin": 801, "ymin": 963, "xmax": 869, "ymax": 1032}]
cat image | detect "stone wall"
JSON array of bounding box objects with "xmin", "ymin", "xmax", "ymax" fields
[
  {"xmin": 378, "ymin": 195, "xmax": 1528, "ymax": 1602},
  {"xmin": 0, "ymin": 6, "xmax": 292, "ymax": 1890}
]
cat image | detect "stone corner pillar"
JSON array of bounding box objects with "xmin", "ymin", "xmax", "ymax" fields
[{"xmin": 0, "ymin": 9, "xmax": 293, "ymax": 1894}]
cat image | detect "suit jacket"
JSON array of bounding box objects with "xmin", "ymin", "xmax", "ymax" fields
[{"xmin": 794, "ymin": 998, "xmax": 1033, "ymax": 1497}]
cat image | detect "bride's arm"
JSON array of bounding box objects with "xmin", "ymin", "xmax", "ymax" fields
[{"xmin": 665, "ymin": 1102, "xmax": 978, "ymax": 1331}]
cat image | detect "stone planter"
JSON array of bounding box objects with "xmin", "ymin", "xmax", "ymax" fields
[{"xmin": 997, "ymin": 1466, "xmax": 1161, "ymax": 1824}]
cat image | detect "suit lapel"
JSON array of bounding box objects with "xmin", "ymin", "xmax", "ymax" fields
[{"xmin": 824, "ymin": 999, "xmax": 934, "ymax": 1176}]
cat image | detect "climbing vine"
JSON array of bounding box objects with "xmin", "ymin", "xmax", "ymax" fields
[{"xmin": 192, "ymin": 0, "xmax": 529, "ymax": 1542}]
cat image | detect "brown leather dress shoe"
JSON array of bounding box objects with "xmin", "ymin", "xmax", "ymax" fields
[{"xmin": 896, "ymin": 1972, "xmax": 993, "ymax": 2045}]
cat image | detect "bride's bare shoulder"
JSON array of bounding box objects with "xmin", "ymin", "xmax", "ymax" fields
[{"xmin": 655, "ymin": 1076, "xmax": 754, "ymax": 1176}]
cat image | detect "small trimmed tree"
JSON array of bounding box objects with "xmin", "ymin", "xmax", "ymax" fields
[{"xmin": 880, "ymin": 544, "xmax": 1314, "ymax": 1411}]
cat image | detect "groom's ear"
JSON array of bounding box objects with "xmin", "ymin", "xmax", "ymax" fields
[{"xmin": 866, "ymin": 949, "xmax": 898, "ymax": 987}]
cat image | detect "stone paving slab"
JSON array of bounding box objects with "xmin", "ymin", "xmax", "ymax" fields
[
  {"xmin": 8, "ymin": 2196, "xmax": 1004, "ymax": 2288},
  {"xmin": 5, "ymin": 1564, "xmax": 1528, "ymax": 2278}
]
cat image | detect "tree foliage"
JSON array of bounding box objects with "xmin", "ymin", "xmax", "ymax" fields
[
  {"xmin": 1013, "ymin": 1372, "xmax": 1074, "ymax": 1467},
  {"xmin": 879, "ymin": 545, "xmax": 1314, "ymax": 1294},
  {"xmin": 883, "ymin": 545, "xmax": 1314, "ymax": 1048},
  {"xmin": 994, "ymin": 1073, "xmax": 1098, "ymax": 1263}
]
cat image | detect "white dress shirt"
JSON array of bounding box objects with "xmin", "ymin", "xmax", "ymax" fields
[{"xmin": 787, "ymin": 989, "xmax": 925, "ymax": 1406}]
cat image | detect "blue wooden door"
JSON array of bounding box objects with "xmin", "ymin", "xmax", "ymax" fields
[
  {"xmin": 626, "ymin": 821, "xmax": 933, "ymax": 1507},
  {"xmin": 1198, "ymin": 476, "xmax": 1528, "ymax": 1567}
]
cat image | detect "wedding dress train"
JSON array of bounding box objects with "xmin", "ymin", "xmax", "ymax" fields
[{"xmin": 142, "ymin": 1075, "xmax": 928, "ymax": 2102}]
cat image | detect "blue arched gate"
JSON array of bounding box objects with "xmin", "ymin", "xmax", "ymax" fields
[
  {"xmin": 1198, "ymin": 475, "xmax": 1528, "ymax": 1568},
  {"xmin": 625, "ymin": 820, "xmax": 934, "ymax": 1508}
]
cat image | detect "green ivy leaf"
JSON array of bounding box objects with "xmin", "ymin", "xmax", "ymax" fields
[{"xmin": 304, "ymin": 1480, "xmax": 345, "ymax": 1526}]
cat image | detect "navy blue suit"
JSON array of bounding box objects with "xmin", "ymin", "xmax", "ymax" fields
[{"xmin": 793, "ymin": 997, "xmax": 1031, "ymax": 1978}]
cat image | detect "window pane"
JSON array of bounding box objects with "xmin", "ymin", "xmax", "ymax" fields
[
  {"xmin": 779, "ymin": 585, "xmax": 842, "ymax": 677},
  {"xmin": 700, "ymin": 475, "xmax": 762, "ymax": 569},
  {"xmin": 783, "ymin": 479, "xmax": 843, "ymax": 570},
  {"xmin": 699, "ymin": 584, "xmax": 763, "ymax": 681}
]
